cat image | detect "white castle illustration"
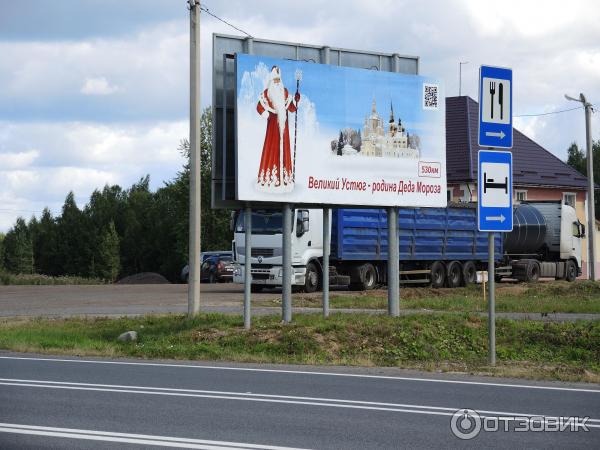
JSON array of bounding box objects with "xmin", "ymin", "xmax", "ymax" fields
[{"xmin": 360, "ymin": 99, "xmax": 420, "ymax": 159}]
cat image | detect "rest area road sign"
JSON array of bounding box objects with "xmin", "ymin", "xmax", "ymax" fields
[
  {"xmin": 479, "ymin": 65, "xmax": 513, "ymax": 149},
  {"xmin": 478, "ymin": 150, "xmax": 513, "ymax": 232}
]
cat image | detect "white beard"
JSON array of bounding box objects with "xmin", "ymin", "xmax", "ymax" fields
[{"xmin": 267, "ymin": 81, "xmax": 287, "ymax": 133}]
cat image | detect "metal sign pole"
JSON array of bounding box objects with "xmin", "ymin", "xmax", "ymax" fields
[
  {"xmin": 243, "ymin": 206, "xmax": 252, "ymax": 329},
  {"xmin": 387, "ymin": 207, "xmax": 400, "ymax": 316},
  {"xmin": 488, "ymin": 232, "xmax": 496, "ymax": 366},
  {"xmin": 322, "ymin": 208, "xmax": 330, "ymax": 318},
  {"xmin": 282, "ymin": 204, "xmax": 293, "ymax": 323}
]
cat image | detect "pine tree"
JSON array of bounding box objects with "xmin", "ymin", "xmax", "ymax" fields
[
  {"xmin": 337, "ymin": 131, "xmax": 344, "ymax": 156},
  {"xmin": 0, "ymin": 233, "xmax": 5, "ymax": 272},
  {"xmin": 96, "ymin": 221, "xmax": 120, "ymax": 282},
  {"xmin": 3, "ymin": 218, "xmax": 34, "ymax": 274},
  {"xmin": 56, "ymin": 192, "xmax": 92, "ymax": 276}
]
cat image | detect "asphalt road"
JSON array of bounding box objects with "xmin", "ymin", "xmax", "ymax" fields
[
  {"xmin": 1, "ymin": 284, "xmax": 599, "ymax": 322},
  {"xmin": 0, "ymin": 353, "xmax": 598, "ymax": 449}
]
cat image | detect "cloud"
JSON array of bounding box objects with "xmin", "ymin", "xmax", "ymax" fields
[
  {"xmin": 0, "ymin": 0, "xmax": 599, "ymax": 231},
  {"xmin": 0, "ymin": 119, "xmax": 187, "ymax": 231},
  {"xmin": 81, "ymin": 77, "xmax": 119, "ymax": 95},
  {"xmin": 0, "ymin": 150, "xmax": 39, "ymax": 169}
]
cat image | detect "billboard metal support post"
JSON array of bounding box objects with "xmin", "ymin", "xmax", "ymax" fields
[
  {"xmin": 187, "ymin": 0, "xmax": 201, "ymax": 316},
  {"xmin": 387, "ymin": 207, "xmax": 400, "ymax": 316},
  {"xmin": 321, "ymin": 45, "xmax": 331, "ymax": 319},
  {"xmin": 243, "ymin": 206, "xmax": 252, "ymax": 329},
  {"xmin": 322, "ymin": 208, "xmax": 330, "ymax": 317},
  {"xmin": 488, "ymin": 232, "xmax": 496, "ymax": 366},
  {"xmin": 282, "ymin": 204, "xmax": 293, "ymax": 323}
]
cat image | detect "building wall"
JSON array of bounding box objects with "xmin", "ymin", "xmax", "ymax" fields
[{"xmin": 448, "ymin": 184, "xmax": 597, "ymax": 277}]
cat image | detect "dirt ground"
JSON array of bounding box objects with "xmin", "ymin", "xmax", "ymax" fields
[{"xmin": 0, "ymin": 280, "xmax": 542, "ymax": 318}]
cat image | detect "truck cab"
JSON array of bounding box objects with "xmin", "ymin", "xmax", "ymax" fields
[{"xmin": 232, "ymin": 209, "xmax": 324, "ymax": 292}]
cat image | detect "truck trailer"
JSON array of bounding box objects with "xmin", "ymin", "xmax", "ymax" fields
[{"xmin": 232, "ymin": 202, "xmax": 583, "ymax": 291}]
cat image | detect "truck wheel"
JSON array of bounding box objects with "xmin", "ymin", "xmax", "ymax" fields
[
  {"xmin": 462, "ymin": 261, "xmax": 477, "ymax": 286},
  {"xmin": 525, "ymin": 260, "xmax": 540, "ymax": 282},
  {"xmin": 565, "ymin": 260, "xmax": 577, "ymax": 282},
  {"xmin": 250, "ymin": 285, "xmax": 263, "ymax": 293},
  {"xmin": 362, "ymin": 263, "xmax": 377, "ymax": 290},
  {"xmin": 446, "ymin": 261, "xmax": 462, "ymax": 288},
  {"xmin": 304, "ymin": 262, "xmax": 320, "ymax": 293},
  {"xmin": 349, "ymin": 263, "xmax": 377, "ymax": 291},
  {"xmin": 430, "ymin": 261, "xmax": 445, "ymax": 288}
]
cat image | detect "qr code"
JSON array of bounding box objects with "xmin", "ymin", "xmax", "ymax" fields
[{"xmin": 423, "ymin": 83, "xmax": 439, "ymax": 110}]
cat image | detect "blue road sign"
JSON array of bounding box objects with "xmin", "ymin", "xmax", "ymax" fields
[
  {"xmin": 478, "ymin": 65, "xmax": 512, "ymax": 149},
  {"xmin": 478, "ymin": 150, "xmax": 513, "ymax": 232}
]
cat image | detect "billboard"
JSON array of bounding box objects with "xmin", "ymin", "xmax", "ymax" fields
[{"xmin": 235, "ymin": 53, "xmax": 446, "ymax": 207}]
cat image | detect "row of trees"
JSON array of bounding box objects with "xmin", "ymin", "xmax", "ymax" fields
[
  {"xmin": 0, "ymin": 109, "xmax": 232, "ymax": 282},
  {"xmin": 566, "ymin": 140, "xmax": 600, "ymax": 220}
]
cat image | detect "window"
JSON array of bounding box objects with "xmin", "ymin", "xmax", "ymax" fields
[
  {"xmin": 563, "ymin": 192, "xmax": 576, "ymax": 208},
  {"xmin": 515, "ymin": 190, "xmax": 527, "ymax": 202},
  {"xmin": 447, "ymin": 188, "xmax": 452, "ymax": 203},
  {"xmin": 572, "ymin": 222, "xmax": 580, "ymax": 237}
]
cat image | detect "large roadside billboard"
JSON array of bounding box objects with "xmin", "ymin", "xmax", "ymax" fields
[{"xmin": 235, "ymin": 53, "xmax": 446, "ymax": 207}]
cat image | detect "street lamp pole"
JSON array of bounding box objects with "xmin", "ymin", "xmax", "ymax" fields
[
  {"xmin": 566, "ymin": 93, "xmax": 596, "ymax": 280},
  {"xmin": 459, "ymin": 61, "xmax": 469, "ymax": 96},
  {"xmin": 188, "ymin": 0, "xmax": 202, "ymax": 315}
]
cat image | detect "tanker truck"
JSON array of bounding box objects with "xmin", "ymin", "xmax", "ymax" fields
[{"xmin": 232, "ymin": 201, "xmax": 583, "ymax": 291}]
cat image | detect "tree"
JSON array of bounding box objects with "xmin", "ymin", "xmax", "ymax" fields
[
  {"xmin": 3, "ymin": 218, "xmax": 34, "ymax": 274},
  {"xmin": 567, "ymin": 142, "xmax": 586, "ymax": 174},
  {"xmin": 0, "ymin": 233, "xmax": 5, "ymax": 271},
  {"xmin": 31, "ymin": 208, "xmax": 58, "ymax": 275},
  {"xmin": 1, "ymin": 107, "xmax": 230, "ymax": 282},
  {"xmin": 566, "ymin": 140, "xmax": 600, "ymax": 219},
  {"xmin": 56, "ymin": 192, "xmax": 92, "ymax": 276},
  {"xmin": 337, "ymin": 131, "xmax": 344, "ymax": 156},
  {"xmin": 96, "ymin": 221, "xmax": 120, "ymax": 281}
]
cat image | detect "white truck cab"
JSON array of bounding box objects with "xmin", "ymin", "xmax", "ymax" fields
[{"xmin": 232, "ymin": 209, "xmax": 324, "ymax": 292}]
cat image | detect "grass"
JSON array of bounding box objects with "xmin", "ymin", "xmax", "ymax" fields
[
  {"xmin": 0, "ymin": 271, "xmax": 107, "ymax": 286},
  {"xmin": 1, "ymin": 313, "xmax": 599, "ymax": 383},
  {"xmin": 256, "ymin": 281, "xmax": 600, "ymax": 314}
]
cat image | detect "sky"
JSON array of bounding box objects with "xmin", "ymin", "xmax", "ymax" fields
[{"xmin": 0, "ymin": 0, "xmax": 599, "ymax": 231}]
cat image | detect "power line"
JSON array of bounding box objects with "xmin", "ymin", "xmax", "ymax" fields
[
  {"xmin": 198, "ymin": 4, "xmax": 253, "ymax": 38},
  {"xmin": 0, "ymin": 208, "xmax": 45, "ymax": 214},
  {"xmin": 515, "ymin": 106, "xmax": 583, "ymax": 117}
]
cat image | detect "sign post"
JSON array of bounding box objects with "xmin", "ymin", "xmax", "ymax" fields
[
  {"xmin": 478, "ymin": 64, "xmax": 513, "ymax": 366},
  {"xmin": 478, "ymin": 150, "xmax": 513, "ymax": 366}
]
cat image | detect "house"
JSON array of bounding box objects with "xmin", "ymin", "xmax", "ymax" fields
[{"xmin": 445, "ymin": 96, "xmax": 597, "ymax": 277}]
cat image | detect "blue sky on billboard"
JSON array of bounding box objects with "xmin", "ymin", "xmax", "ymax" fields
[
  {"xmin": 237, "ymin": 54, "xmax": 438, "ymax": 136},
  {"xmin": 0, "ymin": 0, "xmax": 598, "ymax": 230}
]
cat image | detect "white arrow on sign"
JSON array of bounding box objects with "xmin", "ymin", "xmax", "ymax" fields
[
  {"xmin": 486, "ymin": 214, "xmax": 506, "ymax": 223},
  {"xmin": 485, "ymin": 131, "xmax": 506, "ymax": 139}
]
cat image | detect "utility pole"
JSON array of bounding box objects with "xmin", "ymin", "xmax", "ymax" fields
[
  {"xmin": 565, "ymin": 93, "xmax": 596, "ymax": 280},
  {"xmin": 188, "ymin": 0, "xmax": 201, "ymax": 315}
]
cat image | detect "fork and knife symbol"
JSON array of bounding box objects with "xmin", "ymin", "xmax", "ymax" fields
[{"xmin": 489, "ymin": 81, "xmax": 504, "ymax": 119}]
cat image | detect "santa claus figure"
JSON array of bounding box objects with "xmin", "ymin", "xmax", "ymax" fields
[{"xmin": 256, "ymin": 66, "xmax": 301, "ymax": 191}]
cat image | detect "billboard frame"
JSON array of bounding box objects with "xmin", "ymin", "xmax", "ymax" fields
[{"xmin": 211, "ymin": 33, "xmax": 420, "ymax": 210}]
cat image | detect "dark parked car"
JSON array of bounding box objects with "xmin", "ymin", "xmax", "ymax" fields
[
  {"xmin": 181, "ymin": 251, "xmax": 233, "ymax": 282},
  {"xmin": 201, "ymin": 255, "xmax": 234, "ymax": 283}
]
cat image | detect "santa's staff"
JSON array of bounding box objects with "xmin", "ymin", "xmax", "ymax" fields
[{"xmin": 292, "ymin": 69, "xmax": 302, "ymax": 182}]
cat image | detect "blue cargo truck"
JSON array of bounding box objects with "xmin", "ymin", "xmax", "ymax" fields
[
  {"xmin": 330, "ymin": 206, "xmax": 501, "ymax": 290},
  {"xmin": 232, "ymin": 202, "xmax": 583, "ymax": 292}
]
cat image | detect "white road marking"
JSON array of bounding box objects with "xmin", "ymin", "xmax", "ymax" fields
[
  {"xmin": 0, "ymin": 423, "xmax": 310, "ymax": 449},
  {"xmin": 1, "ymin": 378, "xmax": 598, "ymax": 426},
  {"xmin": 1, "ymin": 355, "xmax": 599, "ymax": 393}
]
